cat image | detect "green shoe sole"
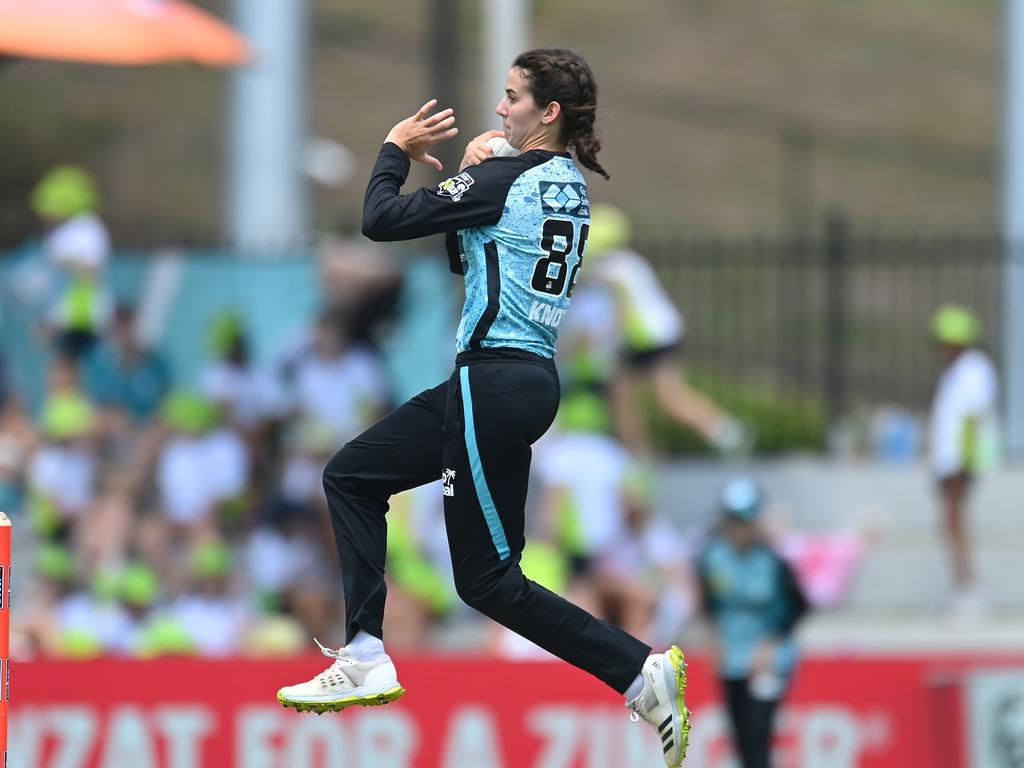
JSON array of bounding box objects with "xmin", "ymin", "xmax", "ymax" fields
[
  {"xmin": 668, "ymin": 645, "xmax": 691, "ymax": 764},
  {"xmin": 277, "ymin": 686, "xmax": 406, "ymax": 714}
]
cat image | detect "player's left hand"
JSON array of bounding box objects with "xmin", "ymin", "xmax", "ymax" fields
[
  {"xmin": 459, "ymin": 129, "xmax": 505, "ymax": 171},
  {"xmin": 384, "ymin": 99, "xmax": 459, "ymax": 171}
]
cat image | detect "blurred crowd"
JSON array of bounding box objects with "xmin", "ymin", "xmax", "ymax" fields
[
  {"xmin": 5, "ymin": 166, "xmax": 992, "ymax": 665},
  {"xmin": 3, "ymin": 166, "xmax": 405, "ymax": 658}
]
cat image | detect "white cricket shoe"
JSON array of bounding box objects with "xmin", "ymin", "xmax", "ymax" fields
[
  {"xmin": 276, "ymin": 639, "xmax": 406, "ymax": 714},
  {"xmin": 627, "ymin": 645, "xmax": 691, "ymax": 767}
]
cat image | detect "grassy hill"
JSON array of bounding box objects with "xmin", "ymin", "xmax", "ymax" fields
[{"xmin": 0, "ymin": 0, "xmax": 1000, "ymax": 246}]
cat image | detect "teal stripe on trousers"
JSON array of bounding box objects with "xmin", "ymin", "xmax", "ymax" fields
[{"xmin": 459, "ymin": 366, "xmax": 511, "ymax": 560}]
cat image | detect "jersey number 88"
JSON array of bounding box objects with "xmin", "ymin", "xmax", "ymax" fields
[{"xmin": 531, "ymin": 218, "xmax": 589, "ymax": 299}]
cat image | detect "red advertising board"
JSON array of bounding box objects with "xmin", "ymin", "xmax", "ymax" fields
[{"xmin": 9, "ymin": 653, "xmax": 1024, "ymax": 767}]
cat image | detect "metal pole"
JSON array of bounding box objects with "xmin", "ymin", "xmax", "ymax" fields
[
  {"xmin": 430, "ymin": 0, "xmax": 460, "ymax": 175},
  {"xmin": 779, "ymin": 123, "xmax": 814, "ymax": 240},
  {"xmin": 482, "ymin": 0, "xmax": 529, "ymax": 135},
  {"xmin": 228, "ymin": 0, "xmax": 309, "ymax": 249},
  {"xmin": 824, "ymin": 211, "xmax": 848, "ymax": 437},
  {"xmin": 1003, "ymin": 0, "xmax": 1024, "ymax": 459}
]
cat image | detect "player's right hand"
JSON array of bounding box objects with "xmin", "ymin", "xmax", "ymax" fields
[
  {"xmin": 459, "ymin": 129, "xmax": 505, "ymax": 171},
  {"xmin": 384, "ymin": 99, "xmax": 459, "ymax": 172}
]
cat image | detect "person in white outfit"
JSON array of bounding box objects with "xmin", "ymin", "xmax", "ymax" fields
[
  {"xmin": 30, "ymin": 165, "xmax": 114, "ymax": 360},
  {"xmin": 585, "ymin": 205, "xmax": 750, "ymax": 457},
  {"xmin": 928, "ymin": 305, "xmax": 1000, "ymax": 616}
]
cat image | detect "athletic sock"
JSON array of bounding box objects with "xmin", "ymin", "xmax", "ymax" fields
[
  {"xmin": 625, "ymin": 672, "xmax": 645, "ymax": 703},
  {"xmin": 346, "ymin": 630, "xmax": 386, "ymax": 661}
]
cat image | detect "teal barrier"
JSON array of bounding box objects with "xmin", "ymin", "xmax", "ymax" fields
[{"xmin": 1, "ymin": 245, "xmax": 456, "ymax": 414}]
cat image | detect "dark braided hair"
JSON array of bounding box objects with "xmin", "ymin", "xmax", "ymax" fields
[{"xmin": 512, "ymin": 49, "xmax": 609, "ymax": 180}]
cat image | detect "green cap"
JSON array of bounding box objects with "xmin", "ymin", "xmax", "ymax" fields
[
  {"xmin": 120, "ymin": 562, "xmax": 160, "ymax": 606},
  {"xmin": 92, "ymin": 566, "xmax": 122, "ymax": 602},
  {"xmin": 243, "ymin": 615, "xmax": 306, "ymax": 656},
  {"xmin": 162, "ymin": 392, "xmax": 219, "ymax": 434},
  {"xmin": 519, "ymin": 541, "xmax": 568, "ymax": 594},
  {"xmin": 137, "ymin": 616, "xmax": 195, "ymax": 658},
  {"xmin": 41, "ymin": 393, "xmax": 95, "ymax": 440},
  {"xmin": 58, "ymin": 628, "xmax": 103, "ymax": 659},
  {"xmin": 207, "ymin": 311, "xmax": 244, "ymax": 357},
  {"xmin": 190, "ymin": 540, "xmax": 232, "ymax": 579},
  {"xmin": 557, "ymin": 392, "xmax": 611, "ymax": 434},
  {"xmin": 586, "ymin": 204, "xmax": 632, "ymax": 259},
  {"xmin": 30, "ymin": 165, "xmax": 100, "ymax": 219},
  {"xmin": 931, "ymin": 304, "xmax": 980, "ymax": 346},
  {"xmin": 36, "ymin": 544, "xmax": 76, "ymax": 581}
]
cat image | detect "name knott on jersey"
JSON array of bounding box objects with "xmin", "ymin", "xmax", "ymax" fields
[{"xmin": 528, "ymin": 300, "xmax": 567, "ymax": 329}]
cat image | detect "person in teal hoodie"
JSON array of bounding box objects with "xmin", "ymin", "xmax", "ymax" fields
[{"xmin": 697, "ymin": 478, "xmax": 808, "ymax": 768}]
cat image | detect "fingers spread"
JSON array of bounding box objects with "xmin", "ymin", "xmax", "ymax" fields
[
  {"xmin": 416, "ymin": 99, "xmax": 438, "ymax": 118},
  {"xmin": 431, "ymin": 115, "xmax": 456, "ymax": 133},
  {"xmin": 424, "ymin": 108, "xmax": 455, "ymax": 126}
]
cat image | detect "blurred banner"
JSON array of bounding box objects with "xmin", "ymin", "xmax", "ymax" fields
[
  {"xmin": 10, "ymin": 654, "xmax": 1023, "ymax": 767},
  {"xmin": 966, "ymin": 670, "xmax": 1024, "ymax": 768}
]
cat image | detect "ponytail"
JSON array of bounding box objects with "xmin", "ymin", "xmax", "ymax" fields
[{"xmin": 512, "ymin": 49, "xmax": 609, "ymax": 180}]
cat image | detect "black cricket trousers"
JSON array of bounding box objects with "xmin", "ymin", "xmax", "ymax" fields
[
  {"xmin": 723, "ymin": 678, "xmax": 782, "ymax": 768},
  {"xmin": 323, "ymin": 348, "xmax": 650, "ymax": 693}
]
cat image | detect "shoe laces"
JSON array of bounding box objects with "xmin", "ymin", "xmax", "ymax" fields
[
  {"xmin": 626, "ymin": 694, "xmax": 643, "ymax": 723},
  {"xmin": 314, "ymin": 638, "xmax": 354, "ymax": 662},
  {"xmin": 626, "ymin": 684, "xmax": 658, "ymax": 724},
  {"xmin": 313, "ymin": 638, "xmax": 356, "ymax": 684}
]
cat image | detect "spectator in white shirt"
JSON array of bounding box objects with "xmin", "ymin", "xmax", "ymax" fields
[
  {"xmin": 28, "ymin": 363, "xmax": 98, "ymax": 544},
  {"xmin": 199, "ymin": 311, "xmax": 285, "ymax": 435},
  {"xmin": 928, "ymin": 305, "xmax": 1000, "ymax": 616},
  {"xmin": 287, "ymin": 309, "xmax": 389, "ymax": 444},
  {"xmin": 155, "ymin": 392, "xmax": 250, "ymax": 543},
  {"xmin": 173, "ymin": 540, "xmax": 251, "ymax": 656},
  {"xmin": 30, "ymin": 166, "xmax": 114, "ymax": 360}
]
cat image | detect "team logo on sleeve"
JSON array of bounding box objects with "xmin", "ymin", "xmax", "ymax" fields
[{"xmin": 437, "ymin": 172, "xmax": 475, "ymax": 202}]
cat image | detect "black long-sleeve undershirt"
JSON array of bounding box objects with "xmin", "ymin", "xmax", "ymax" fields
[{"xmin": 361, "ymin": 142, "xmax": 563, "ymax": 274}]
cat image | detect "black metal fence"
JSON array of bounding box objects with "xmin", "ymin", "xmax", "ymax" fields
[{"xmin": 639, "ymin": 215, "xmax": 1006, "ymax": 453}]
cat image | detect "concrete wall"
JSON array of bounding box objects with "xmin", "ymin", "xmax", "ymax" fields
[{"xmin": 656, "ymin": 460, "xmax": 1024, "ymax": 610}]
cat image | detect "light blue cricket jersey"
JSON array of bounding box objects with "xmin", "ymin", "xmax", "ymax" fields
[
  {"xmin": 362, "ymin": 143, "xmax": 592, "ymax": 359},
  {"xmin": 698, "ymin": 538, "xmax": 808, "ymax": 680}
]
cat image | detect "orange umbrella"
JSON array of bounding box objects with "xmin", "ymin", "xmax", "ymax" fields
[{"xmin": 0, "ymin": 0, "xmax": 250, "ymax": 67}]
